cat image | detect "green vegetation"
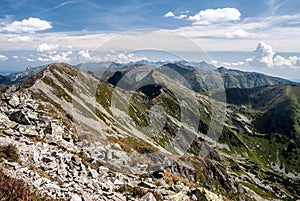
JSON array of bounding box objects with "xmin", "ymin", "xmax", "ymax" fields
[
  {"xmin": 155, "ymin": 89, "xmax": 181, "ymax": 122},
  {"xmin": 95, "ymin": 82, "xmax": 113, "ymax": 111},
  {"xmin": 128, "ymin": 92, "xmax": 151, "ymax": 127},
  {"xmin": 107, "ymin": 136, "xmax": 158, "ymax": 154},
  {"xmin": 41, "ymin": 76, "xmax": 72, "ymax": 103},
  {"xmin": 241, "ymin": 181, "xmax": 275, "ymax": 199}
]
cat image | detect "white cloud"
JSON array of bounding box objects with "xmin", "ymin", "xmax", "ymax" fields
[
  {"xmin": 37, "ymin": 51, "xmax": 73, "ymax": 62},
  {"xmin": 35, "ymin": 42, "xmax": 73, "ymax": 62},
  {"xmin": 37, "ymin": 43, "xmax": 59, "ymax": 52},
  {"xmin": 1, "ymin": 17, "xmax": 52, "ymax": 33},
  {"xmin": 77, "ymin": 50, "xmax": 147, "ymax": 63},
  {"xmin": 164, "ymin": 12, "xmax": 175, "ymax": 17},
  {"xmin": 7, "ymin": 35, "xmax": 32, "ymax": 42},
  {"xmin": 248, "ymin": 42, "xmax": 275, "ymax": 67},
  {"xmin": 48, "ymin": 51, "xmax": 73, "ymax": 62},
  {"xmin": 226, "ymin": 29, "xmax": 250, "ymax": 38},
  {"xmin": 12, "ymin": 55, "xmax": 19, "ymax": 59},
  {"xmin": 26, "ymin": 58, "xmax": 35, "ymax": 62},
  {"xmin": 188, "ymin": 8, "xmax": 241, "ymax": 25},
  {"xmin": 174, "ymin": 14, "xmax": 188, "ymax": 19},
  {"xmin": 164, "ymin": 11, "xmax": 187, "ymax": 19},
  {"xmin": 0, "ymin": 55, "xmax": 8, "ymax": 61},
  {"xmin": 273, "ymin": 55, "xmax": 300, "ymax": 67},
  {"xmin": 104, "ymin": 52, "xmax": 147, "ymax": 63},
  {"xmin": 220, "ymin": 42, "xmax": 300, "ymax": 68},
  {"xmin": 77, "ymin": 50, "xmax": 91, "ymax": 60}
]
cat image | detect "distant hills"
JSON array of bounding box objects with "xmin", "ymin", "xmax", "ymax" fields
[
  {"xmin": 217, "ymin": 67, "xmax": 296, "ymax": 89},
  {"xmin": 2, "ymin": 61, "xmax": 297, "ymax": 92}
]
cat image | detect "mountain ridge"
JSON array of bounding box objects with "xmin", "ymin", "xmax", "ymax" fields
[
  {"xmin": 1, "ymin": 61, "xmax": 298, "ymax": 90},
  {"xmin": 0, "ymin": 62, "xmax": 299, "ymax": 200}
]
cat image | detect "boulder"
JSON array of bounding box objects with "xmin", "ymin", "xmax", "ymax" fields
[
  {"xmin": 47, "ymin": 160, "xmax": 57, "ymax": 170},
  {"xmin": 0, "ymin": 113, "xmax": 18, "ymax": 129},
  {"xmin": 25, "ymin": 110, "xmax": 38, "ymax": 120},
  {"xmin": 141, "ymin": 192, "xmax": 157, "ymax": 201},
  {"xmin": 113, "ymin": 179, "xmax": 124, "ymax": 186},
  {"xmin": 46, "ymin": 121, "xmax": 64, "ymax": 140},
  {"xmin": 170, "ymin": 192, "xmax": 189, "ymax": 201},
  {"xmin": 8, "ymin": 94, "xmax": 20, "ymax": 107},
  {"xmin": 72, "ymin": 155, "xmax": 81, "ymax": 166},
  {"xmin": 3, "ymin": 129, "xmax": 18, "ymax": 136},
  {"xmin": 62, "ymin": 129, "xmax": 73, "ymax": 141},
  {"xmin": 88, "ymin": 167, "xmax": 99, "ymax": 179},
  {"xmin": 18, "ymin": 125, "xmax": 39, "ymax": 136},
  {"xmin": 9, "ymin": 111, "xmax": 31, "ymax": 125}
]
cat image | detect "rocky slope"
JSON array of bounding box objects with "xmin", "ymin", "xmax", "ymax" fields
[{"xmin": 0, "ymin": 63, "xmax": 299, "ymax": 200}]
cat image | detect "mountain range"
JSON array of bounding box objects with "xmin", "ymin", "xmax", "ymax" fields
[{"xmin": 0, "ymin": 61, "xmax": 299, "ymax": 200}]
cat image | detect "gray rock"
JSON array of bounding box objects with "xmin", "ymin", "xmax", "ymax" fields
[
  {"xmin": 141, "ymin": 192, "xmax": 157, "ymax": 201},
  {"xmin": 70, "ymin": 194, "xmax": 82, "ymax": 201},
  {"xmin": 58, "ymin": 167, "xmax": 68, "ymax": 177},
  {"xmin": 89, "ymin": 167, "xmax": 99, "ymax": 179},
  {"xmin": 25, "ymin": 110, "xmax": 38, "ymax": 120},
  {"xmin": 63, "ymin": 129, "xmax": 73, "ymax": 141},
  {"xmin": 33, "ymin": 178, "xmax": 48, "ymax": 188},
  {"xmin": 72, "ymin": 155, "xmax": 81, "ymax": 166},
  {"xmin": 46, "ymin": 121, "xmax": 64, "ymax": 140},
  {"xmin": 139, "ymin": 181, "xmax": 156, "ymax": 189},
  {"xmin": 114, "ymin": 179, "xmax": 124, "ymax": 186},
  {"xmin": 0, "ymin": 113, "xmax": 18, "ymax": 129},
  {"xmin": 42, "ymin": 156, "xmax": 54, "ymax": 163},
  {"xmin": 8, "ymin": 94, "xmax": 20, "ymax": 107},
  {"xmin": 9, "ymin": 111, "xmax": 31, "ymax": 125},
  {"xmin": 3, "ymin": 129, "xmax": 17, "ymax": 136},
  {"xmin": 47, "ymin": 160, "xmax": 57, "ymax": 170},
  {"xmin": 18, "ymin": 125, "xmax": 39, "ymax": 136}
]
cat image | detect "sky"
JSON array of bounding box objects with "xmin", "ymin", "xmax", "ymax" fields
[{"xmin": 0, "ymin": 0, "xmax": 300, "ymax": 80}]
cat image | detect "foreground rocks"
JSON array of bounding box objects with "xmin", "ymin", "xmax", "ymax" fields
[{"xmin": 0, "ymin": 91, "xmax": 227, "ymax": 201}]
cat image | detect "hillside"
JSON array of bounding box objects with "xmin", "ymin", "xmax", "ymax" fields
[
  {"xmin": 0, "ymin": 63, "xmax": 299, "ymax": 200},
  {"xmin": 217, "ymin": 67, "xmax": 297, "ymax": 89},
  {"xmin": 222, "ymin": 85, "xmax": 300, "ymax": 139}
]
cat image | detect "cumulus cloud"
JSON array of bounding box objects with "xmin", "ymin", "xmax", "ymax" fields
[
  {"xmin": 164, "ymin": 11, "xmax": 187, "ymax": 19},
  {"xmin": 188, "ymin": 7, "xmax": 241, "ymax": 25},
  {"xmin": 0, "ymin": 54, "xmax": 8, "ymax": 61},
  {"xmin": 174, "ymin": 14, "xmax": 188, "ymax": 19},
  {"xmin": 273, "ymin": 55, "xmax": 300, "ymax": 67},
  {"xmin": 34, "ymin": 42, "xmax": 73, "ymax": 62},
  {"xmin": 77, "ymin": 50, "xmax": 147, "ymax": 63},
  {"xmin": 7, "ymin": 35, "xmax": 32, "ymax": 43},
  {"xmin": 164, "ymin": 12, "xmax": 175, "ymax": 17},
  {"xmin": 37, "ymin": 43, "xmax": 59, "ymax": 52},
  {"xmin": 221, "ymin": 42, "xmax": 300, "ymax": 68},
  {"xmin": 226, "ymin": 29, "xmax": 250, "ymax": 38},
  {"xmin": 248, "ymin": 42, "xmax": 275, "ymax": 67},
  {"xmin": 1, "ymin": 17, "xmax": 52, "ymax": 33},
  {"xmin": 77, "ymin": 50, "xmax": 91, "ymax": 60},
  {"xmin": 104, "ymin": 52, "xmax": 147, "ymax": 63},
  {"xmin": 37, "ymin": 51, "xmax": 73, "ymax": 62}
]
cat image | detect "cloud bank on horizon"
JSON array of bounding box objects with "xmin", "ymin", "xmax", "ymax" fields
[{"xmin": 0, "ymin": 0, "xmax": 299, "ymax": 78}]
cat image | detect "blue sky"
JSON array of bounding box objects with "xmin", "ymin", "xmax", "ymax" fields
[{"xmin": 0, "ymin": 0, "xmax": 300, "ymax": 79}]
